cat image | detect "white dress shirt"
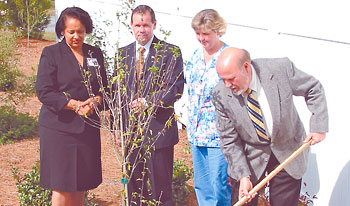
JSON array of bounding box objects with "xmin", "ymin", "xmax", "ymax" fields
[{"xmin": 244, "ymin": 65, "xmax": 273, "ymax": 137}]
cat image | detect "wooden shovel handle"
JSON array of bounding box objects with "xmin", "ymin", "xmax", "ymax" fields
[{"xmin": 233, "ymin": 140, "xmax": 312, "ymax": 206}]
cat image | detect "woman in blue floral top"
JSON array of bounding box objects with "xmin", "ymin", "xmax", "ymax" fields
[{"xmin": 185, "ymin": 9, "xmax": 231, "ymax": 205}]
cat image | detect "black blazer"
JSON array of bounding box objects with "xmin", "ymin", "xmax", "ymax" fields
[
  {"xmin": 36, "ymin": 39, "xmax": 107, "ymax": 134},
  {"xmin": 117, "ymin": 36, "xmax": 184, "ymax": 148}
]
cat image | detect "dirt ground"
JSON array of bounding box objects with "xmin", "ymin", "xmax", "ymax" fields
[{"xmin": 0, "ymin": 38, "xmax": 196, "ymax": 206}]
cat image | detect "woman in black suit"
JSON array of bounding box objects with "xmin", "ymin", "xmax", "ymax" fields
[{"xmin": 35, "ymin": 7, "xmax": 107, "ymax": 205}]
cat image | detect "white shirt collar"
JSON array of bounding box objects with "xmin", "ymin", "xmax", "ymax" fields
[{"xmin": 248, "ymin": 64, "xmax": 261, "ymax": 97}]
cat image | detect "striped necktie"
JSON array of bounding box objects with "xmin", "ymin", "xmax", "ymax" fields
[
  {"xmin": 246, "ymin": 88, "xmax": 269, "ymax": 141},
  {"xmin": 136, "ymin": 47, "xmax": 145, "ymax": 80}
]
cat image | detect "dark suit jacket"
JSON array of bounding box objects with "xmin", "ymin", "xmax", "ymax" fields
[
  {"xmin": 211, "ymin": 58, "xmax": 328, "ymax": 182},
  {"xmin": 36, "ymin": 39, "xmax": 107, "ymax": 134},
  {"xmin": 117, "ymin": 36, "xmax": 184, "ymax": 149}
]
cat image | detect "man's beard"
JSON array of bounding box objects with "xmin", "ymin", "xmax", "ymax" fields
[
  {"xmin": 231, "ymin": 75, "xmax": 249, "ymax": 96},
  {"xmin": 231, "ymin": 86, "xmax": 245, "ymax": 96}
]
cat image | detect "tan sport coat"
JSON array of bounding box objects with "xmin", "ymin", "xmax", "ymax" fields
[{"xmin": 211, "ymin": 57, "xmax": 328, "ymax": 182}]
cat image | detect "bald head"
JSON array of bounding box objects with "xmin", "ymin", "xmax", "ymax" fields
[
  {"xmin": 216, "ymin": 47, "xmax": 252, "ymax": 95},
  {"xmin": 217, "ymin": 47, "xmax": 250, "ymax": 74}
]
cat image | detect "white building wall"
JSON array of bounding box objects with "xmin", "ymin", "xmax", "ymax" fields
[{"xmin": 56, "ymin": 0, "xmax": 350, "ymax": 205}]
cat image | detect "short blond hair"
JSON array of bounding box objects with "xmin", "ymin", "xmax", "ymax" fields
[{"xmin": 191, "ymin": 9, "xmax": 227, "ymax": 36}]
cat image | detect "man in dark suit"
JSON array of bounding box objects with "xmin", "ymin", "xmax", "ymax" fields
[
  {"xmin": 115, "ymin": 5, "xmax": 184, "ymax": 206},
  {"xmin": 211, "ymin": 47, "xmax": 328, "ymax": 205}
]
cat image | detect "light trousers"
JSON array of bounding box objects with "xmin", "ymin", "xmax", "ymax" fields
[{"xmin": 191, "ymin": 144, "xmax": 231, "ymax": 206}]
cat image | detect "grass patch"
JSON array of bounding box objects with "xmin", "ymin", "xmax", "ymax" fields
[{"xmin": 0, "ymin": 105, "xmax": 38, "ymax": 144}]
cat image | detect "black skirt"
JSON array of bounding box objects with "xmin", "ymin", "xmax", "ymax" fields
[{"xmin": 39, "ymin": 124, "xmax": 102, "ymax": 192}]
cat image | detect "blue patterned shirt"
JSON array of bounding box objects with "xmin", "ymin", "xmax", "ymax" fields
[{"xmin": 185, "ymin": 44, "xmax": 228, "ymax": 147}]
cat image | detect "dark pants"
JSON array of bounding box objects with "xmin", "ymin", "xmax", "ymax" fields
[
  {"xmin": 232, "ymin": 153, "xmax": 301, "ymax": 206},
  {"xmin": 127, "ymin": 145, "xmax": 175, "ymax": 206}
]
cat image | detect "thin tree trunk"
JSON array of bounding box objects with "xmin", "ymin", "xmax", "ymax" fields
[{"xmin": 26, "ymin": 0, "xmax": 30, "ymax": 65}]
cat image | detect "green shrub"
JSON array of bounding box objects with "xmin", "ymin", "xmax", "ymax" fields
[
  {"xmin": 0, "ymin": 1, "xmax": 9, "ymax": 29},
  {"xmin": 85, "ymin": 192, "xmax": 99, "ymax": 206},
  {"xmin": 18, "ymin": 71, "xmax": 37, "ymax": 96},
  {"xmin": 0, "ymin": 105, "xmax": 38, "ymax": 144},
  {"xmin": 0, "ymin": 30, "xmax": 37, "ymax": 98},
  {"xmin": 0, "ymin": 30, "xmax": 19, "ymax": 91},
  {"xmin": 12, "ymin": 161, "xmax": 52, "ymax": 206},
  {"xmin": 0, "ymin": 68, "xmax": 18, "ymax": 91},
  {"xmin": 5, "ymin": 0, "xmax": 52, "ymax": 39},
  {"xmin": 12, "ymin": 161, "xmax": 99, "ymax": 206},
  {"xmin": 172, "ymin": 158, "xmax": 193, "ymax": 206},
  {"xmin": 0, "ymin": 30, "xmax": 38, "ymax": 104}
]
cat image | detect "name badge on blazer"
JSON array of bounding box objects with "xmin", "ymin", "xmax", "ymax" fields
[{"xmin": 87, "ymin": 58, "xmax": 99, "ymax": 67}]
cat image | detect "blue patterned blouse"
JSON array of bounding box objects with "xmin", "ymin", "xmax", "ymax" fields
[{"xmin": 185, "ymin": 44, "xmax": 228, "ymax": 147}]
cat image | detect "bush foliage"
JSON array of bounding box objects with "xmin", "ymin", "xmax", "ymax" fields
[
  {"xmin": 3, "ymin": 0, "xmax": 52, "ymax": 39},
  {"xmin": 0, "ymin": 30, "xmax": 37, "ymax": 102},
  {"xmin": 0, "ymin": 105, "xmax": 38, "ymax": 144},
  {"xmin": 12, "ymin": 161, "xmax": 99, "ymax": 206},
  {"xmin": 0, "ymin": 30, "xmax": 19, "ymax": 91},
  {"xmin": 18, "ymin": 69, "xmax": 37, "ymax": 96},
  {"xmin": 0, "ymin": 1, "xmax": 9, "ymax": 29},
  {"xmin": 172, "ymin": 158, "xmax": 193, "ymax": 205},
  {"xmin": 12, "ymin": 161, "xmax": 52, "ymax": 206}
]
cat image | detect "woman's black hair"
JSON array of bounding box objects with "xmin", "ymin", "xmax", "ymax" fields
[{"xmin": 55, "ymin": 7, "xmax": 93, "ymax": 39}]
